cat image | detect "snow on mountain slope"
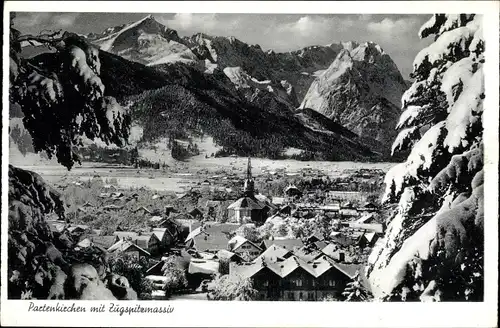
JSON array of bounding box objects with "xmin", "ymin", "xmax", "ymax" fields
[
  {"xmin": 300, "ymin": 42, "xmax": 408, "ymax": 153},
  {"xmin": 223, "ymin": 66, "xmax": 299, "ymax": 107},
  {"xmin": 91, "ymin": 15, "xmax": 201, "ymax": 67},
  {"xmin": 90, "ymin": 16, "xmax": 400, "ymax": 104}
]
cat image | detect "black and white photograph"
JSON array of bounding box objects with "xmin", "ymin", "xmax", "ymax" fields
[{"xmin": 1, "ymin": 1, "xmax": 498, "ymax": 327}]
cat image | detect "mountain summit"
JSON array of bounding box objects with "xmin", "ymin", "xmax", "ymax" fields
[
  {"xmin": 300, "ymin": 42, "xmax": 408, "ymax": 151},
  {"xmin": 89, "ymin": 15, "xmax": 200, "ymax": 67},
  {"xmin": 16, "ymin": 15, "xmax": 412, "ymax": 163}
]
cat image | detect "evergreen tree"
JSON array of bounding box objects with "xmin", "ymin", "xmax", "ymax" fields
[
  {"xmin": 367, "ymin": 14, "xmax": 484, "ymax": 301},
  {"xmin": 342, "ymin": 271, "xmax": 371, "ymax": 302},
  {"xmin": 8, "ymin": 14, "xmax": 132, "ymax": 299},
  {"xmin": 208, "ymin": 274, "xmax": 258, "ymax": 301},
  {"xmin": 9, "ymin": 13, "xmax": 130, "ymax": 170}
]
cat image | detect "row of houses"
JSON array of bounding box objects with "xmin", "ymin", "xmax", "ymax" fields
[
  {"xmin": 228, "ymin": 243, "xmax": 361, "ymax": 301},
  {"xmin": 293, "ymin": 201, "xmax": 379, "ymax": 217}
]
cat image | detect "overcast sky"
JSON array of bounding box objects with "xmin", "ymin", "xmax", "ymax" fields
[{"xmin": 12, "ymin": 12, "xmax": 433, "ymax": 78}]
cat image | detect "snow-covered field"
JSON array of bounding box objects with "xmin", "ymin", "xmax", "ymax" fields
[{"xmin": 14, "ymin": 154, "xmax": 396, "ymax": 193}]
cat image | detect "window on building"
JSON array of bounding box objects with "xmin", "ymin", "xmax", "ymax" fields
[
  {"xmin": 308, "ymin": 292, "xmax": 315, "ymax": 301},
  {"xmin": 288, "ymin": 292, "xmax": 295, "ymax": 301},
  {"xmin": 263, "ymin": 280, "xmax": 269, "ymax": 287},
  {"xmin": 296, "ymin": 279, "xmax": 303, "ymax": 287},
  {"xmin": 312, "ymin": 280, "xmax": 316, "ymax": 287},
  {"xmin": 328, "ymin": 280, "xmax": 335, "ymax": 287}
]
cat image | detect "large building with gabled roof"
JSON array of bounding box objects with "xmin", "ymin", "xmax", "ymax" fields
[
  {"xmin": 227, "ymin": 157, "xmax": 272, "ymax": 225},
  {"xmin": 230, "ymin": 244, "xmax": 361, "ymax": 301}
]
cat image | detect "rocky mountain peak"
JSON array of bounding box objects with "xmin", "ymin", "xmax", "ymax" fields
[
  {"xmin": 350, "ymin": 41, "xmax": 401, "ymax": 73},
  {"xmin": 300, "ymin": 42, "xmax": 409, "ymax": 154},
  {"xmin": 335, "ymin": 48, "xmax": 354, "ymax": 62},
  {"xmin": 340, "ymin": 41, "xmax": 360, "ymax": 51}
]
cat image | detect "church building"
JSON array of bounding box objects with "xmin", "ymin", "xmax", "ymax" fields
[{"xmin": 227, "ymin": 158, "xmax": 271, "ymax": 225}]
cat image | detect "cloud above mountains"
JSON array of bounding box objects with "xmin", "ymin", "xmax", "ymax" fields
[{"xmin": 12, "ymin": 12, "xmax": 431, "ymax": 78}]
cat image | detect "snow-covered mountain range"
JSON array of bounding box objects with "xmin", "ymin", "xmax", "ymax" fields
[{"xmin": 16, "ymin": 15, "xmax": 412, "ymax": 161}]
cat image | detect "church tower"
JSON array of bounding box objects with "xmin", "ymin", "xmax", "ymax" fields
[{"xmin": 243, "ymin": 157, "xmax": 255, "ymax": 197}]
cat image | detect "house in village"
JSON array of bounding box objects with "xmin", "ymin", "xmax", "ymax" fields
[
  {"xmin": 327, "ymin": 191, "xmax": 363, "ymax": 203},
  {"xmin": 113, "ymin": 231, "xmax": 161, "ymax": 255},
  {"xmin": 321, "ymin": 242, "xmax": 348, "ymax": 262},
  {"xmin": 262, "ymin": 239, "xmax": 305, "ymax": 252},
  {"xmin": 89, "ymin": 235, "xmax": 120, "ymax": 250},
  {"xmin": 216, "ymin": 249, "xmax": 245, "ymax": 263},
  {"xmin": 188, "ymin": 207, "xmax": 204, "ymax": 220},
  {"xmin": 157, "ymin": 216, "xmax": 185, "ymax": 242},
  {"xmin": 103, "ymin": 204, "xmax": 124, "ymax": 211},
  {"xmin": 149, "ymin": 215, "xmax": 164, "ymax": 225},
  {"xmin": 357, "ymin": 231, "xmax": 380, "ymax": 249},
  {"xmin": 133, "ymin": 206, "xmax": 152, "ymax": 215},
  {"xmin": 328, "ymin": 232, "xmax": 356, "ymax": 248},
  {"xmin": 164, "ymin": 205, "xmax": 178, "ymax": 217},
  {"xmin": 67, "ymin": 224, "xmax": 91, "ymax": 236},
  {"xmin": 357, "ymin": 202, "xmax": 379, "ymax": 214},
  {"xmin": 271, "ymin": 197, "xmax": 286, "ymax": 207},
  {"xmin": 227, "ymin": 235, "xmax": 262, "ymax": 261},
  {"xmin": 229, "ymin": 245, "xmax": 359, "ymax": 301},
  {"xmin": 107, "ymin": 239, "xmax": 151, "ymax": 259},
  {"xmin": 133, "ymin": 234, "xmax": 161, "ymax": 255},
  {"xmin": 284, "ymin": 184, "xmax": 302, "ymax": 199},
  {"xmin": 339, "ymin": 201, "xmax": 359, "ymax": 217},
  {"xmin": 348, "ymin": 221, "xmax": 384, "ymax": 234},
  {"xmin": 145, "ymin": 227, "xmax": 175, "ymax": 250},
  {"xmin": 114, "ymin": 231, "xmax": 139, "ymax": 240},
  {"xmin": 306, "ymin": 231, "xmax": 325, "ymax": 245},
  {"xmin": 185, "ymin": 222, "xmax": 240, "ymax": 254}
]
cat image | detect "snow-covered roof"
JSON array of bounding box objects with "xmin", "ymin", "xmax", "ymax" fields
[
  {"xmin": 363, "ymin": 232, "xmax": 377, "ymax": 243},
  {"xmin": 349, "ymin": 222, "xmax": 384, "ymax": 233},
  {"xmin": 272, "ymin": 197, "xmax": 285, "ymax": 205},
  {"xmin": 228, "ymin": 235, "xmax": 248, "ymax": 251},
  {"xmin": 188, "ymin": 259, "xmax": 219, "ymax": 275},
  {"xmin": 149, "ymin": 215, "xmax": 163, "ymax": 222},
  {"xmin": 216, "ymin": 249, "xmax": 238, "ymax": 260},
  {"xmin": 107, "ymin": 240, "xmax": 151, "ymax": 256},
  {"xmin": 145, "ymin": 275, "xmax": 169, "ymax": 283},
  {"xmin": 284, "ymin": 184, "xmax": 301, "ymax": 194},
  {"xmin": 134, "ymin": 206, "xmax": 151, "ymax": 213},
  {"xmin": 227, "ymin": 196, "xmax": 266, "ymax": 210},
  {"xmin": 149, "ymin": 228, "xmax": 170, "ymax": 241},
  {"xmin": 237, "ymin": 252, "xmax": 356, "ymax": 280},
  {"xmin": 76, "ymin": 238, "xmax": 92, "ymax": 248},
  {"xmin": 185, "ymin": 227, "xmax": 202, "ymax": 243},
  {"xmin": 263, "ymin": 239, "xmax": 304, "ymax": 251},
  {"xmin": 114, "ymin": 231, "xmax": 139, "ymax": 240},
  {"xmin": 49, "ymin": 222, "xmax": 67, "ymax": 233},
  {"xmin": 255, "ymin": 244, "xmax": 292, "ymax": 263},
  {"xmin": 67, "ymin": 225, "xmax": 90, "ymax": 233},
  {"xmin": 294, "ymin": 246, "xmax": 323, "ymax": 262},
  {"xmin": 355, "ymin": 213, "xmax": 376, "ymax": 224}
]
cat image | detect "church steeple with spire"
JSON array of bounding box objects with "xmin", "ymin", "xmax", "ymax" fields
[{"xmin": 243, "ymin": 157, "xmax": 255, "ymax": 197}]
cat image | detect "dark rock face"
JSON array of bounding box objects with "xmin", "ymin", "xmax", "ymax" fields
[
  {"xmin": 7, "ymin": 165, "xmax": 137, "ymax": 300},
  {"xmin": 300, "ymin": 43, "xmax": 409, "ymax": 154}
]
